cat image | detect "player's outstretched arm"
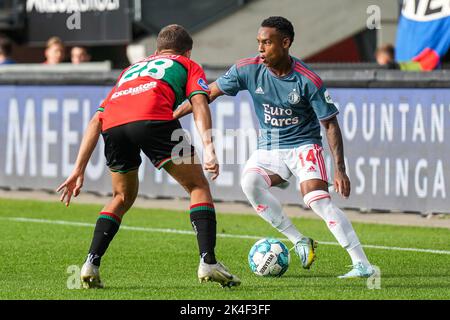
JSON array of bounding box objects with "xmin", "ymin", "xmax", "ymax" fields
[
  {"xmin": 56, "ymin": 112, "xmax": 102, "ymax": 206},
  {"xmin": 173, "ymin": 82, "xmax": 224, "ymax": 119},
  {"xmin": 321, "ymin": 116, "xmax": 351, "ymax": 199},
  {"xmin": 190, "ymin": 93, "xmax": 219, "ymax": 180}
]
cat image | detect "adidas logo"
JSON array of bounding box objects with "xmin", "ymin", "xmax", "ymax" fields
[
  {"xmin": 255, "ymin": 87, "xmax": 265, "ymax": 94},
  {"xmin": 256, "ymin": 204, "xmax": 268, "ymax": 214},
  {"xmin": 307, "ymin": 166, "xmax": 316, "ymax": 173},
  {"xmin": 328, "ymin": 221, "xmax": 338, "ymax": 228}
]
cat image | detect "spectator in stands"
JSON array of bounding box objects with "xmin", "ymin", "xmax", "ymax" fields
[
  {"xmin": 44, "ymin": 37, "xmax": 66, "ymax": 65},
  {"xmin": 71, "ymin": 46, "xmax": 91, "ymax": 64},
  {"xmin": 0, "ymin": 36, "xmax": 16, "ymax": 65},
  {"xmin": 375, "ymin": 43, "xmax": 428, "ymax": 71},
  {"xmin": 375, "ymin": 44, "xmax": 398, "ymax": 69}
]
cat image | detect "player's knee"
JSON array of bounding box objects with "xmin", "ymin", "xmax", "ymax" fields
[{"xmin": 241, "ymin": 170, "xmax": 270, "ymax": 197}]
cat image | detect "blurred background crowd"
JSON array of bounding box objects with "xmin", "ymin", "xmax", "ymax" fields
[{"xmin": 0, "ymin": 0, "xmax": 448, "ymax": 71}]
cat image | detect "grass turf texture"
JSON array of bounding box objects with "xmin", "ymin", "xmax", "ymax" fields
[{"xmin": 0, "ymin": 198, "xmax": 449, "ymax": 300}]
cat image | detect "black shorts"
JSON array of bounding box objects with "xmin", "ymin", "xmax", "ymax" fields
[{"xmin": 102, "ymin": 120, "xmax": 195, "ymax": 173}]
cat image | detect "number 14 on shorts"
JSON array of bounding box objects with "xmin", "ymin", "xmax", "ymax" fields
[{"xmin": 297, "ymin": 145, "xmax": 328, "ymax": 181}]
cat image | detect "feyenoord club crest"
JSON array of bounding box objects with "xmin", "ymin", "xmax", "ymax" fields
[{"xmin": 288, "ymin": 89, "xmax": 300, "ymax": 105}]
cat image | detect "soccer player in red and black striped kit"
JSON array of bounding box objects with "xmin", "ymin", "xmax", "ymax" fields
[{"xmin": 57, "ymin": 25, "xmax": 240, "ymax": 288}]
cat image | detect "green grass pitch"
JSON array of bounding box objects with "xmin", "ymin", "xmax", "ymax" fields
[{"xmin": 0, "ymin": 198, "xmax": 449, "ymax": 300}]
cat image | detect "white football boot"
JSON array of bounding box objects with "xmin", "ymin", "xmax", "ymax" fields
[
  {"xmin": 80, "ymin": 262, "xmax": 104, "ymax": 289},
  {"xmin": 198, "ymin": 260, "xmax": 241, "ymax": 288},
  {"xmin": 294, "ymin": 237, "xmax": 318, "ymax": 269},
  {"xmin": 338, "ymin": 262, "xmax": 376, "ymax": 279}
]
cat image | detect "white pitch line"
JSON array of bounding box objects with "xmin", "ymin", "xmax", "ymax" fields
[{"xmin": 2, "ymin": 216, "xmax": 450, "ymax": 256}]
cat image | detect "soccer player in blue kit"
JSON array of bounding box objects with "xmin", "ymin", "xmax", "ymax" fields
[{"xmin": 175, "ymin": 17, "xmax": 375, "ymax": 278}]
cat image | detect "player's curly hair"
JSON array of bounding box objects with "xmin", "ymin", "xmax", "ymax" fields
[
  {"xmin": 157, "ymin": 24, "xmax": 193, "ymax": 54},
  {"xmin": 261, "ymin": 16, "xmax": 295, "ymax": 47}
]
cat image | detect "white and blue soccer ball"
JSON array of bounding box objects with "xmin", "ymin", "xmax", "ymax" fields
[{"xmin": 248, "ymin": 238, "xmax": 290, "ymax": 277}]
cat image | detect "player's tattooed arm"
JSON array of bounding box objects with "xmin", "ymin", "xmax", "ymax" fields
[
  {"xmin": 56, "ymin": 112, "xmax": 102, "ymax": 206},
  {"xmin": 173, "ymin": 82, "xmax": 224, "ymax": 119},
  {"xmin": 321, "ymin": 116, "xmax": 351, "ymax": 198}
]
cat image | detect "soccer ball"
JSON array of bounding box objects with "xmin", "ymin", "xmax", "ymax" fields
[{"xmin": 248, "ymin": 238, "xmax": 290, "ymax": 277}]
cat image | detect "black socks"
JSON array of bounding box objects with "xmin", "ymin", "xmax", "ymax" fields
[
  {"xmin": 190, "ymin": 203, "xmax": 217, "ymax": 265},
  {"xmin": 86, "ymin": 212, "xmax": 122, "ymax": 267},
  {"xmin": 85, "ymin": 205, "xmax": 217, "ymax": 267}
]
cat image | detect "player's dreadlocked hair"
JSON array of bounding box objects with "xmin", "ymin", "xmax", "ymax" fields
[
  {"xmin": 157, "ymin": 24, "xmax": 193, "ymax": 54},
  {"xmin": 261, "ymin": 16, "xmax": 295, "ymax": 47}
]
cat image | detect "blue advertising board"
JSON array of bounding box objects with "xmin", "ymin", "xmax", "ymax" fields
[{"xmin": 0, "ymin": 85, "xmax": 449, "ymax": 213}]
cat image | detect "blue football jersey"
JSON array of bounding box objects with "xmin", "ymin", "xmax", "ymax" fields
[{"xmin": 216, "ymin": 56, "xmax": 339, "ymax": 149}]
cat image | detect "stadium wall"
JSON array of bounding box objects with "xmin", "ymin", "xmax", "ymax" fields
[{"xmin": 0, "ymin": 69, "xmax": 449, "ymax": 214}]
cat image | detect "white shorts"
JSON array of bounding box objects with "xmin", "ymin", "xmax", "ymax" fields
[{"xmin": 243, "ymin": 144, "xmax": 328, "ymax": 185}]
